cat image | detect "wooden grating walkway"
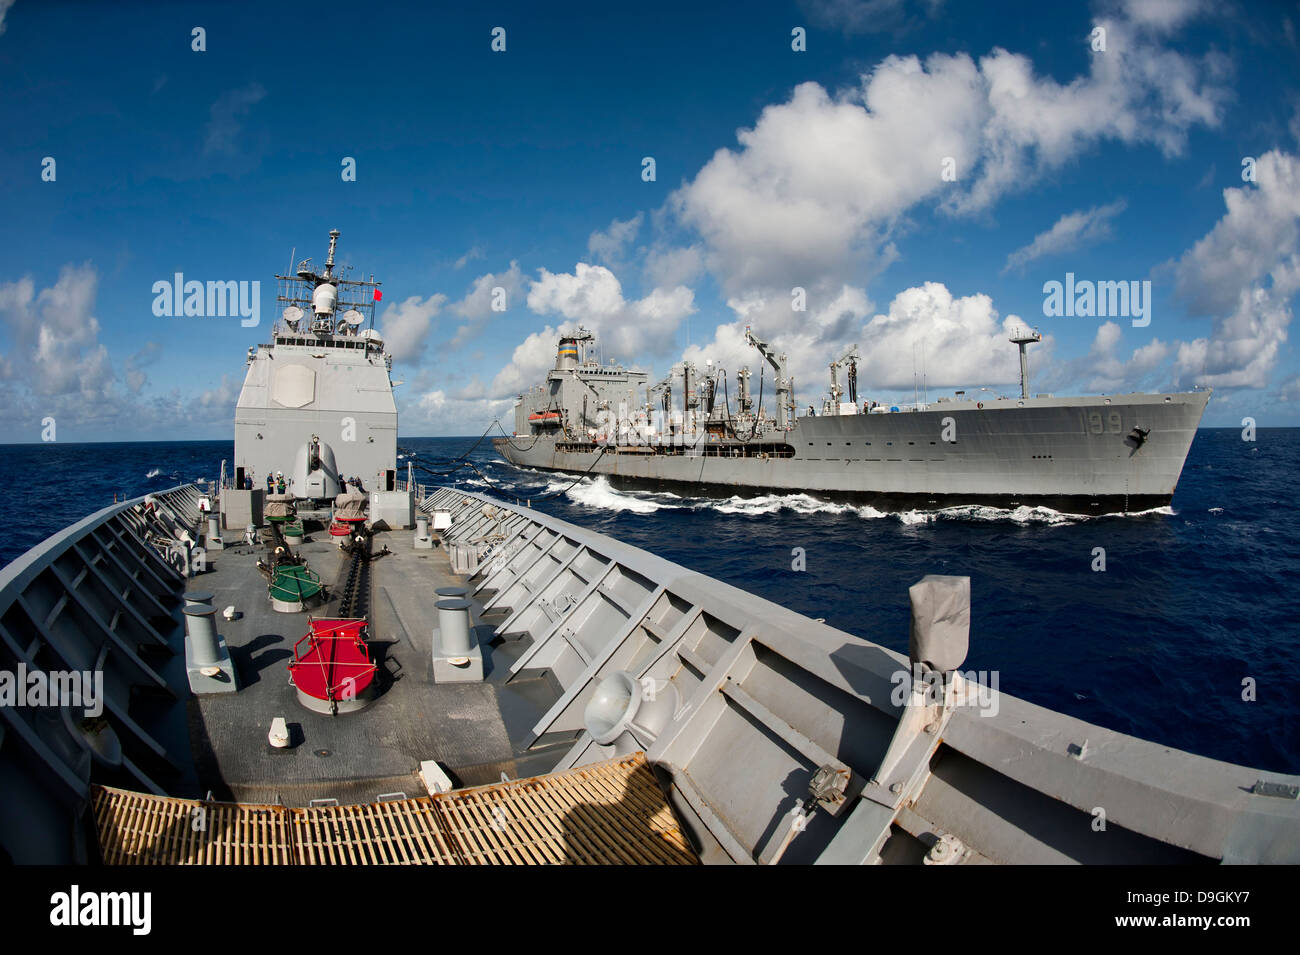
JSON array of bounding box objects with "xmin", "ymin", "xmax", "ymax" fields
[{"xmin": 92, "ymin": 753, "xmax": 698, "ymax": 865}]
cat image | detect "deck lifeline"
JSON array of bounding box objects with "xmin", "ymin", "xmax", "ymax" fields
[{"xmin": 92, "ymin": 752, "xmax": 698, "ymax": 865}]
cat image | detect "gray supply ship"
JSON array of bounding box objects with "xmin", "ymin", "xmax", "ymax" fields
[
  {"xmin": 496, "ymin": 327, "xmax": 1211, "ymax": 514},
  {"xmin": 1, "ymin": 234, "xmax": 1295, "ymax": 867}
]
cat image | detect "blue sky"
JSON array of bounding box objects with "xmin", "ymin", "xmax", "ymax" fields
[{"xmin": 1, "ymin": 0, "xmax": 1298, "ymax": 441}]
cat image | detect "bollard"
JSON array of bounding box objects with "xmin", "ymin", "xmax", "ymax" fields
[
  {"xmin": 435, "ymin": 598, "xmax": 473, "ymax": 656},
  {"xmin": 184, "ymin": 606, "xmax": 221, "ymax": 667},
  {"xmin": 413, "ymin": 513, "xmax": 433, "ymax": 549},
  {"xmin": 435, "ymin": 586, "xmax": 467, "ymax": 599},
  {"xmin": 184, "ymin": 591, "xmax": 214, "ymax": 611}
]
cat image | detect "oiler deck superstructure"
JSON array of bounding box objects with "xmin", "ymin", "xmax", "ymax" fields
[{"xmin": 497, "ymin": 327, "xmax": 1211, "ymax": 514}]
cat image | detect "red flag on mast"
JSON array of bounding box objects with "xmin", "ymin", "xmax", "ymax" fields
[{"xmin": 373, "ymin": 288, "xmax": 382, "ymax": 301}]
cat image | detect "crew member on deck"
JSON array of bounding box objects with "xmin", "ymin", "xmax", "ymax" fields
[
  {"xmin": 276, "ymin": 472, "xmax": 286, "ymax": 494},
  {"xmin": 266, "ymin": 473, "xmax": 274, "ymax": 493}
]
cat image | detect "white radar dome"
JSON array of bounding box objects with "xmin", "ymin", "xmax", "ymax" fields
[{"xmin": 312, "ymin": 283, "xmax": 338, "ymax": 317}]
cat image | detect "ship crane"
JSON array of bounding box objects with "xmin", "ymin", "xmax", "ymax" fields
[
  {"xmin": 647, "ymin": 363, "xmax": 697, "ymax": 417},
  {"xmin": 646, "ymin": 373, "xmax": 673, "ymax": 414},
  {"xmin": 828, "ymin": 345, "xmax": 860, "ymax": 414},
  {"xmin": 744, "ymin": 326, "xmax": 795, "ymax": 430}
]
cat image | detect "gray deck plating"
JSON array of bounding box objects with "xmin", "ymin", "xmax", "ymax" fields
[{"xmin": 187, "ymin": 520, "xmax": 569, "ymax": 805}]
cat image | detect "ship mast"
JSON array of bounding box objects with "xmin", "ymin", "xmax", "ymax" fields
[
  {"xmin": 274, "ymin": 230, "xmax": 382, "ymax": 339},
  {"xmin": 1009, "ymin": 328, "xmax": 1042, "ymax": 399},
  {"xmin": 323, "ymin": 229, "xmax": 339, "ymax": 280}
]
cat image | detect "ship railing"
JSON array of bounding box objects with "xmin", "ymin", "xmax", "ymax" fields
[{"xmin": 395, "ymin": 479, "xmax": 431, "ymax": 501}]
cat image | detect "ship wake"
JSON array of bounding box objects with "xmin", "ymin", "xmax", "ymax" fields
[{"xmin": 521, "ymin": 475, "xmax": 1177, "ymax": 525}]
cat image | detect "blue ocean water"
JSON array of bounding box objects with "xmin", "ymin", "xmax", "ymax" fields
[{"xmin": 2, "ymin": 429, "xmax": 1296, "ymax": 774}]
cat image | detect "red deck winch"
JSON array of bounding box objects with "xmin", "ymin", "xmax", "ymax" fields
[{"xmin": 287, "ymin": 618, "xmax": 378, "ymax": 714}]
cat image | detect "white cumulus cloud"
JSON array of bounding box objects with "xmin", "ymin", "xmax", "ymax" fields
[
  {"xmin": 587, "ymin": 213, "xmax": 643, "ymax": 268},
  {"xmin": 681, "ymin": 282, "xmax": 1032, "ymax": 403},
  {"xmin": 378, "ymin": 293, "xmax": 447, "ymax": 363},
  {"xmin": 448, "ymin": 262, "xmax": 524, "ymax": 347},
  {"xmin": 1078, "ymin": 320, "xmax": 1172, "ymax": 393},
  {"xmin": 671, "ymin": 8, "xmax": 1226, "ymax": 302},
  {"xmin": 525, "ymin": 263, "xmax": 696, "ymax": 361},
  {"xmin": 1002, "ymin": 199, "xmax": 1127, "ymax": 274},
  {"xmin": 490, "ymin": 324, "xmax": 561, "ymax": 397},
  {"xmin": 1171, "ymin": 150, "xmax": 1300, "ymax": 388}
]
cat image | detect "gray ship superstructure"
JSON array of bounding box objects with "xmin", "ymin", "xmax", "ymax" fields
[
  {"xmin": 231, "ymin": 230, "xmax": 400, "ymax": 510},
  {"xmin": 497, "ymin": 327, "xmax": 1211, "ymax": 514}
]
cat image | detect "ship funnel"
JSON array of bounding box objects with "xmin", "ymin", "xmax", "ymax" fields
[
  {"xmin": 584, "ymin": 671, "xmax": 679, "ymax": 755},
  {"xmin": 556, "ymin": 337, "xmax": 580, "ymax": 370},
  {"xmin": 555, "ymin": 326, "xmax": 593, "ymax": 371}
]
